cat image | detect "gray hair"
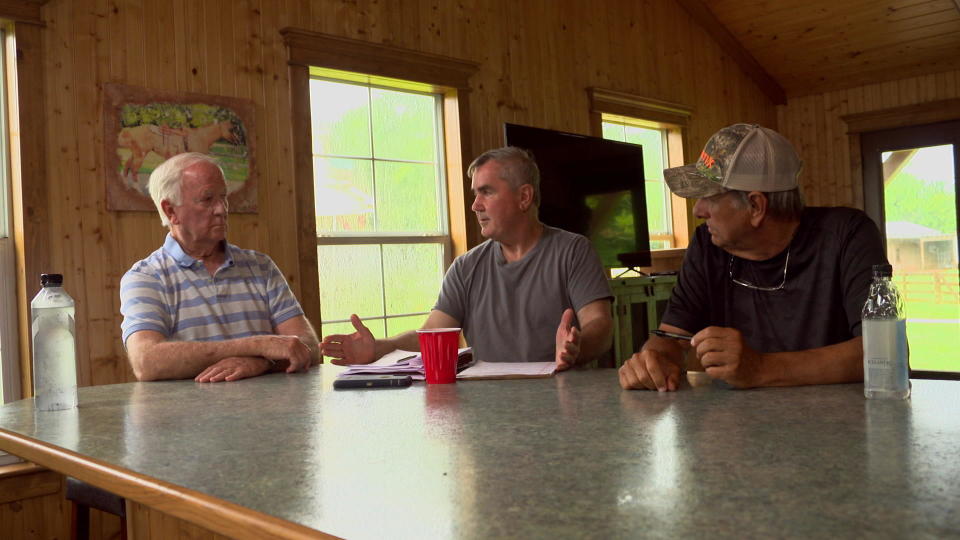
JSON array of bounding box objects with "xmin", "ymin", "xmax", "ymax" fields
[
  {"xmin": 148, "ymin": 152, "xmax": 224, "ymax": 227},
  {"xmin": 467, "ymin": 146, "xmax": 541, "ymax": 207},
  {"xmin": 728, "ymin": 188, "xmax": 805, "ymax": 222}
]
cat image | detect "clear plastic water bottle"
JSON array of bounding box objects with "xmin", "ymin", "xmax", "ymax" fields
[
  {"xmin": 862, "ymin": 264, "xmax": 910, "ymax": 400},
  {"xmin": 31, "ymin": 274, "xmax": 78, "ymax": 411}
]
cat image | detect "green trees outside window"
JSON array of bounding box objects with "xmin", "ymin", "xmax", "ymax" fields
[
  {"xmin": 310, "ymin": 75, "xmax": 449, "ymax": 338},
  {"xmin": 882, "ymin": 145, "xmax": 959, "ymax": 374}
]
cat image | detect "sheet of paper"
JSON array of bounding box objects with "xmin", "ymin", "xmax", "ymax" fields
[
  {"xmin": 456, "ymin": 361, "xmax": 556, "ymax": 380},
  {"xmin": 338, "ymin": 348, "xmax": 473, "ymax": 381},
  {"xmin": 337, "ymin": 349, "xmax": 553, "ymax": 381},
  {"xmin": 372, "ymin": 350, "xmax": 420, "ymax": 366},
  {"xmin": 339, "ymin": 351, "xmax": 422, "ymax": 377}
]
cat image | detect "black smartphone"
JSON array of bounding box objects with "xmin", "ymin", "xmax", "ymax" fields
[{"xmin": 333, "ymin": 374, "xmax": 413, "ymax": 389}]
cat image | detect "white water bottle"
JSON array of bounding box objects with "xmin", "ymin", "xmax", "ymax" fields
[
  {"xmin": 862, "ymin": 264, "xmax": 910, "ymax": 400},
  {"xmin": 31, "ymin": 274, "xmax": 78, "ymax": 411}
]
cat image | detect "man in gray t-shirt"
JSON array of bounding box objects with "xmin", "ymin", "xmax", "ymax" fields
[{"xmin": 321, "ymin": 147, "xmax": 614, "ymax": 369}]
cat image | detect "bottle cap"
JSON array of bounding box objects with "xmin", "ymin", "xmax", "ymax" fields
[
  {"xmin": 40, "ymin": 274, "xmax": 63, "ymax": 287},
  {"xmin": 871, "ymin": 264, "xmax": 892, "ymax": 277}
]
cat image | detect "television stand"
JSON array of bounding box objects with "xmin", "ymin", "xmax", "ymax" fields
[
  {"xmin": 607, "ymin": 274, "xmax": 678, "ymax": 367},
  {"xmin": 612, "ymin": 267, "xmax": 648, "ymax": 278}
]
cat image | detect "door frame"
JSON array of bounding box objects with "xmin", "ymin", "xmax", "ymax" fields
[{"xmin": 858, "ymin": 120, "xmax": 960, "ymax": 380}]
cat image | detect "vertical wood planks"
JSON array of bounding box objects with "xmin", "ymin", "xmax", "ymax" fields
[
  {"xmin": 24, "ymin": 0, "xmax": 842, "ymax": 390},
  {"xmin": 778, "ymin": 68, "xmax": 960, "ymax": 209}
]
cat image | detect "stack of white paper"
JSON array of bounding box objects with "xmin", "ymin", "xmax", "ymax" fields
[
  {"xmin": 457, "ymin": 361, "xmax": 556, "ymax": 379},
  {"xmin": 336, "ymin": 348, "xmax": 556, "ymax": 381},
  {"xmin": 340, "ymin": 352, "xmax": 424, "ymax": 379}
]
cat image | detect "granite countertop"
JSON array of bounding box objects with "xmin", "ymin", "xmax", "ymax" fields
[{"xmin": 0, "ymin": 367, "xmax": 958, "ymax": 539}]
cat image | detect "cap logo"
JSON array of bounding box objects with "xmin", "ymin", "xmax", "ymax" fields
[
  {"xmin": 699, "ymin": 150, "xmax": 716, "ymax": 169},
  {"xmin": 696, "ymin": 150, "xmax": 722, "ymax": 183}
]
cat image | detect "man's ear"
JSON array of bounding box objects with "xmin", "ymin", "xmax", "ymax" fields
[
  {"xmin": 747, "ymin": 191, "xmax": 768, "ymax": 227},
  {"xmin": 161, "ymin": 199, "xmax": 178, "ymax": 225},
  {"xmin": 518, "ymin": 184, "xmax": 534, "ymax": 212}
]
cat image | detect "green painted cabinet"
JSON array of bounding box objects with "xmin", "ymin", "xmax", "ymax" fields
[{"xmin": 608, "ymin": 275, "xmax": 677, "ymax": 366}]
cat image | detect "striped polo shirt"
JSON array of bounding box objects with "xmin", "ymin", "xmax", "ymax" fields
[{"xmin": 120, "ymin": 233, "xmax": 304, "ymax": 345}]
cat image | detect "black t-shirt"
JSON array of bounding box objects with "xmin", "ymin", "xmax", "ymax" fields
[{"xmin": 662, "ymin": 207, "xmax": 888, "ymax": 353}]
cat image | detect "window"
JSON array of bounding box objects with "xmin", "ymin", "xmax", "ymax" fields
[
  {"xmin": 283, "ymin": 29, "xmax": 477, "ymax": 334},
  {"xmin": 309, "ymin": 68, "xmax": 450, "ymax": 338},
  {"xmin": 588, "ymin": 88, "xmax": 692, "ymax": 254},
  {"xmin": 0, "ymin": 25, "xmax": 20, "ymax": 405}
]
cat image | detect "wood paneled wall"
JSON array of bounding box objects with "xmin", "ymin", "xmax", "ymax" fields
[
  {"xmin": 0, "ymin": 465, "xmax": 72, "ymax": 539},
  {"xmin": 26, "ymin": 0, "xmax": 776, "ymax": 388},
  {"xmin": 777, "ymin": 69, "xmax": 960, "ymax": 208}
]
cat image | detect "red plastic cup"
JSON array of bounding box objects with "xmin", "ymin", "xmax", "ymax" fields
[{"xmin": 417, "ymin": 328, "xmax": 461, "ymax": 384}]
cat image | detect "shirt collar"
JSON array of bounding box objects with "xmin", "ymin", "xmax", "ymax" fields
[{"xmin": 163, "ymin": 233, "xmax": 235, "ymax": 269}]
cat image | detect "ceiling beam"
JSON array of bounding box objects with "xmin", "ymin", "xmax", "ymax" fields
[{"xmin": 674, "ymin": 0, "xmax": 787, "ymax": 105}]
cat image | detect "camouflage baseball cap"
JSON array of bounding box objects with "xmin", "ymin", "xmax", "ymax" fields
[{"xmin": 664, "ymin": 124, "xmax": 802, "ymax": 199}]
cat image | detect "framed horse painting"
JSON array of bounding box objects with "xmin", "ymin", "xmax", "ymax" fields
[{"xmin": 103, "ymin": 83, "xmax": 257, "ymax": 213}]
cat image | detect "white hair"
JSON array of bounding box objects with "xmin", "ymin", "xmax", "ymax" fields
[{"xmin": 147, "ymin": 153, "xmax": 223, "ymax": 227}]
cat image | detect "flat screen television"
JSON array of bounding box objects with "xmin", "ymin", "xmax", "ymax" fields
[{"xmin": 503, "ymin": 123, "xmax": 651, "ymax": 269}]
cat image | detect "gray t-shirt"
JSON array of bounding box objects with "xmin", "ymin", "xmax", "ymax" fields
[{"xmin": 434, "ymin": 225, "xmax": 612, "ymax": 363}]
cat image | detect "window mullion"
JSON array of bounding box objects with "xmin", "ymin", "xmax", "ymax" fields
[
  {"xmin": 378, "ymin": 243, "xmax": 388, "ymax": 337},
  {"xmin": 366, "ymin": 85, "xmax": 378, "ymax": 232}
]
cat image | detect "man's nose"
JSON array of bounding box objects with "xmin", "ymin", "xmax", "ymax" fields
[
  {"xmin": 213, "ymin": 197, "xmax": 228, "ymax": 215},
  {"xmin": 471, "ymin": 195, "xmax": 483, "ymax": 212},
  {"xmin": 693, "ymin": 199, "xmax": 707, "ymax": 219}
]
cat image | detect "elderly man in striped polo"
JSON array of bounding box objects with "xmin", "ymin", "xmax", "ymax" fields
[{"xmin": 120, "ymin": 152, "xmax": 319, "ymax": 382}]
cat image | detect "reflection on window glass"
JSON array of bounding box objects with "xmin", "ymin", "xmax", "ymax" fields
[
  {"xmin": 310, "ymin": 80, "xmax": 371, "ymax": 158},
  {"xmin": 383, "ymin": 243, "xmax": 444, "ymax": 315},
  {"xmin": 314, "ymin": 157, "xmax": 374, "ymax": 234},
  {"xmin": 323, "ymin": 319, "xmax": 386, "ymax": 341},
  {"xmin": 371, "ymin": 89, "xmax": 436, "ymax": 162},
  {"xmin": 374, "ymin": 161, "xmax": 441, "ymax": 233},
  {"xmin": 387, "ymin": 315, "xmax": 427, "ymax": 337},
  {"xmin": 318, "ymin": 245, "xmax": 384, "ymax": 322},
  {"xmin": 623, "ymin": 125, "xmax": 665, "ymax": 181}
]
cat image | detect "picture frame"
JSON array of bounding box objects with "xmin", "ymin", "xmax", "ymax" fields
[{"xmin": 103, "ymin": 83, "xmax": 257, "ymax": 213}]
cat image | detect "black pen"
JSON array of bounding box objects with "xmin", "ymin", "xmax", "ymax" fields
[{"xmin": 650, "ymin": 329, "xmax": 693, "ymax": 341}]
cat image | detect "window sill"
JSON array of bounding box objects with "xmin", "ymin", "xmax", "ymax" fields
[
  {"xmin": 642, "ymin": 248, "xmax": 686, "ymax": 274},
  {"xmin": 651, "ymin": 248, "xmax": 685, "ymax": 259}
]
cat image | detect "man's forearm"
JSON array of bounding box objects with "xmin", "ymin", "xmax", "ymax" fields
[
  {"xmin": 757, "ymin": 337, "xmax": 863, "ymax": 387},
  {"xmin": 274, "ymin": 315, "xmax": 321, "ymax": 366},
  {"xmin": 577, "ymin": 317, "xmax": 614, "ymax": 364},
  {"xmin": 375, "ymin": 330, "xmax": 421, "ymax": 359},
  {"xmin": 293, "ymin": 332, "xmax": 320, "ymax": 367},
  {"xmin": 135, "ymin": 336, "xmax": 269, "ymax": 381}
]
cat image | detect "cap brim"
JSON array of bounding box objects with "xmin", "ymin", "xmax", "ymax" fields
[{"xmin": 663, "ymin": 164, "xmax": 727, "ymax": 199}]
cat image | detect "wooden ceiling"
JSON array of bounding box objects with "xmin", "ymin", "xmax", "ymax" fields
[{"xmin": 697, "ymin": 0, "xmax": 960, "ymax": 100}]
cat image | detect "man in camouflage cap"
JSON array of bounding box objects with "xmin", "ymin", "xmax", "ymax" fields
[{"xmin": 619, "ymin": 124, "xmax": 888, "ymax": 391}]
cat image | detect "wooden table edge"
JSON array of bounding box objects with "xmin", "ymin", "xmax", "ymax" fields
[{"xmin": 0, "ymin": 427, "xmax": 336, "ymax": 540}]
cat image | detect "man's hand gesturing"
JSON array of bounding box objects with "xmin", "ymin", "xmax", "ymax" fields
[{"xmin": 321, "ymin": 314, "xmax": 377, "ymax": 365}]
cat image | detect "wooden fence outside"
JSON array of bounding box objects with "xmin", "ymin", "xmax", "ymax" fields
[{"xmin": 893, "ymin": 269, "xmax": 960, "ymax": 306}]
